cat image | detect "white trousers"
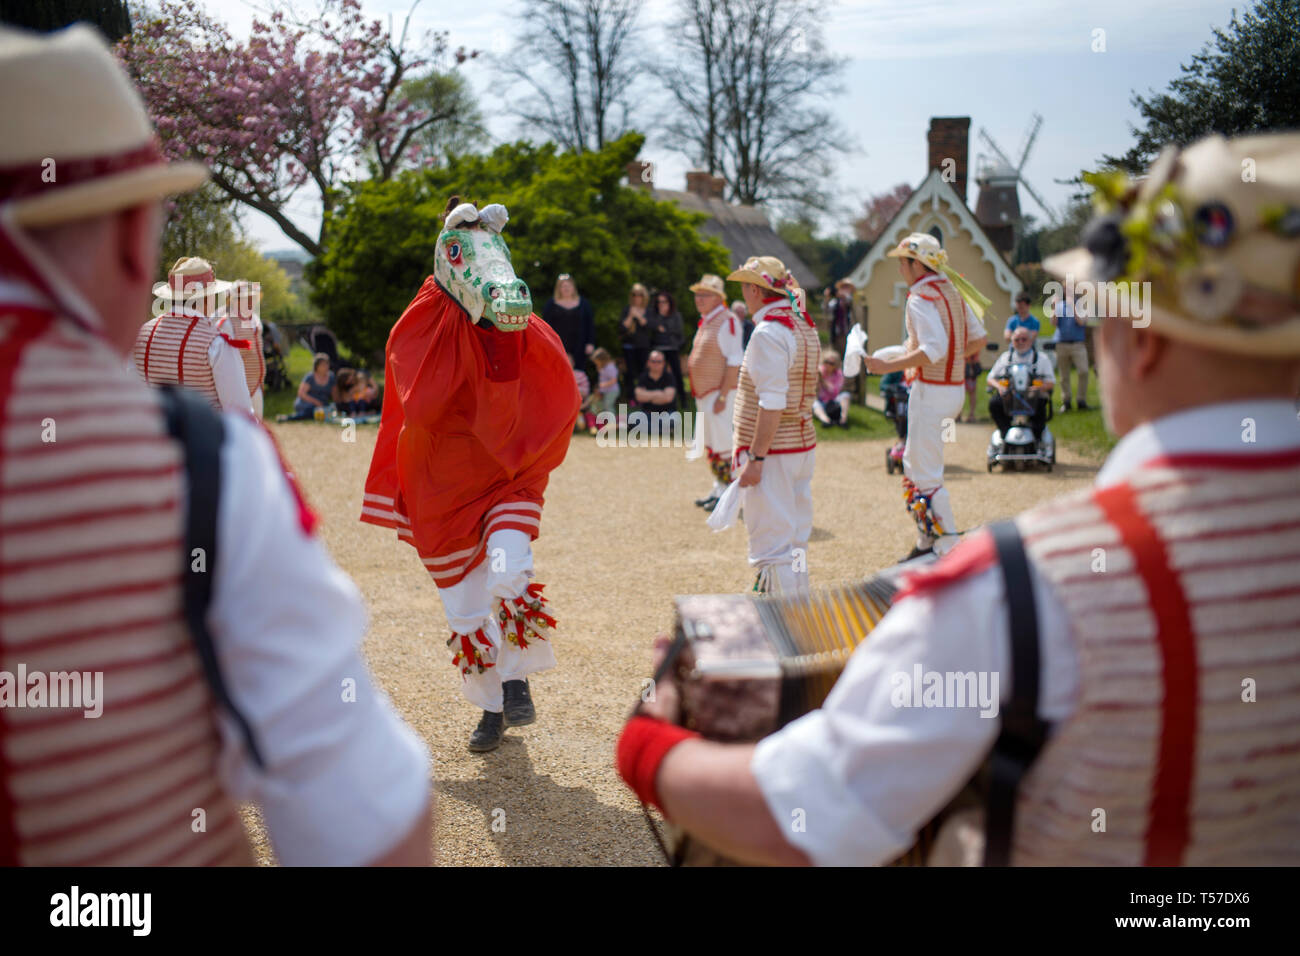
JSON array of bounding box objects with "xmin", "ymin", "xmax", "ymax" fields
[
  {"xmin": 693, "ymin": 389, "xmax": 735, "ymax": 491},
  {"xmin": 436, "ymin": 528, "xmax": 557, "ymax": 711},
  {"xmin": 903, "ymin": 381, "xmax": 964, "ymax": 552},
  {"xmin": 251, "ymin": 387, "xmax": 264, "ymax": 420},
  {"xmin": 741, "ymin": 449, "xmax": 814, "ymax": 594}
]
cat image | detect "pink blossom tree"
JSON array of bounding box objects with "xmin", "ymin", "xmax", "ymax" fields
[{"xmin": 118, "ymin": 0, "xmax": 478, "ymax": 257}]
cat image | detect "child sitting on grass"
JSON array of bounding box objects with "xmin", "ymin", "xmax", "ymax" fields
[{"xmin": 813, "ymin": 350, "xmax": 851, "ymax": 428}]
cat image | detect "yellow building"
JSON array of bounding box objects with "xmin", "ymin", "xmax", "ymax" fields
[{"xmin": 846, "ymin": 119, "xmax": 1023, "ymax": 350}]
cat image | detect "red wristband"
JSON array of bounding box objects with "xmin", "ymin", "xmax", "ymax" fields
[{"xmin": 616, "ymin": 715, "xmax": 701, "ymax": 814}]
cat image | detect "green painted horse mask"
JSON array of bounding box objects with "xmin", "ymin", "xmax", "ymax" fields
[{"xmin": 434, "ymin": 199, "xmax": 531, "ymax": 331}]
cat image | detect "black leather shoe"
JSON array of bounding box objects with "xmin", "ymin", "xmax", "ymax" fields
[
  {"xmin": 902, "ymin": 545, "xmax": 934, "ymax": 562},
  {"xmin": 1076, "ymin": 401, "xmax": 1090, "ymax": 411},
  {"xmin": 468, "ymin": 710, "xmax": 505, "ymax": 752},
  {"xmin": 694, "ymin": 493, "xmax": 717, "ymax": 507},
  {"xmin": 702, "ymin": 496, "xmax": 719, "ymax": 512},
  {"xmin": 1058, "ymin": 401, "xmax": 1072, "ymax": 414},
  {"xmin": 502, "ymin": 679, "xmax": 536, "ymax": 727}
]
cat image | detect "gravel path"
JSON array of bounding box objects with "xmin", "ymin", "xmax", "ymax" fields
[{"xmin": 243, "ymin": 415, "xmax": 1102, "ymax": 865}]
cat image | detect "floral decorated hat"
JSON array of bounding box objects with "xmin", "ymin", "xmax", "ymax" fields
[
  {"xmin": 1045, "ymin": 133, "xmax": 1300, "ymax": 357},
  {"xmin": 727, "ymin": 256, "xmax": 798, "ymax": 296}
]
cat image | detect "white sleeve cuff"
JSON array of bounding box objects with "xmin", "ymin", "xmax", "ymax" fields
[{"xmin": 757, "ymin": 389, "xmax": 789, "ymax": 411}]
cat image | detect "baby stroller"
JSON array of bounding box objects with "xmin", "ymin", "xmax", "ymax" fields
[
  {"xmin": 881, "ymin": 372, "xmax": 910, "ymax": 474},
  {"xmin": 261, "ymin": 319, "xmax": 291, "ymax": 392}
]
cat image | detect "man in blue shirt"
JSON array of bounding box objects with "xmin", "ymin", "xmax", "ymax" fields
[
  {"xmin": 1003, "ymin": 291, "xmax": 1040, "ymax": 342},
  {"xmin": 1053, "ymin": 292, "xmax": 1090, "ymax": 411}
]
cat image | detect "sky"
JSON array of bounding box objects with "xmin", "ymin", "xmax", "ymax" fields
[{"xmin": 197, "ymin": 0, "xmax": 1248, "ymax": 254}]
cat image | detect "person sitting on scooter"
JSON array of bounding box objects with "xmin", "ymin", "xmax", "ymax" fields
[{"xmin": 987, "ymin": 327, "xmax": 1055, "ymax": 441}]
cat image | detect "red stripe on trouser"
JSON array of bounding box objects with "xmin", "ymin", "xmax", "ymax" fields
[
  {"xmin": 0, "ymin": 311, "xmax": 53, "ymax": 864},
  {"xmin": 1094, "ymin": 483, "xmax": 1198, "ymax": 866}
]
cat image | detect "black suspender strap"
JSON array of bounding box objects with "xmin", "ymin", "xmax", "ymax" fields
[
  {"xmin": 158, "ymin": 387, "xmax": 266, "ymax": 769},
  {"xmin": 984, "ymin": 520, "xmax": 1050, "ymax": 866}
]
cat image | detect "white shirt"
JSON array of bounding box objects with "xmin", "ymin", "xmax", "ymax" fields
[
  {"xmin": 208, "ymin": 328, "xmax": 254, "ymax": 413},
  {"xmin": 743, "ymin": 301, "xmax": 799, "ymax": 411},
  {"xmin": 703, "ymin": 305, "xmax": 744, "ymax": 368},
  {"xmin": 986, "ymin": 347, "xmax": 1055, "ymax": 387},
  {"xmin": 211, "ymin": 414, "xmax": 429, "ymax": 865},
  {"xmin": 750, "ymin": 398, "xmax": 1300, "ymax": 866},
  {"xmin": 906, "ymin": 274, "xmax": 986, "ymax": 363}
]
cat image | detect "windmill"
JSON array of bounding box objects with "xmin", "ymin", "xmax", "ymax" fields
[{"xmin": 974, "ymin": 113, "xmax": 1057, "ymax": 252}]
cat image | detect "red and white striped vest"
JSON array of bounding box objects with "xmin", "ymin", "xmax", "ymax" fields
[
  {"xmin": 215, "ymin": 313, "xmax": 265, "ymax": 397},
  {"xmin": 1, "ymin": 303, "xmax": 253, "ymax": 865},
  {"xmin": 733, "ymin": 305, "xmax": 819, "ymax": 455},
  {"xmin": 1010, "ymin": 453, "xmax": 1300, "ymax": 864},
  {"xmin": 133, "ymin": 309, "xmax": 222, "ymax": 410},
  {"xmin": 904, "ymin": 275, "xmax": 967, "ymax": 386},
  {"xmin": 688, "ymin": 306, "xmax": 733, "ymax": 399}
]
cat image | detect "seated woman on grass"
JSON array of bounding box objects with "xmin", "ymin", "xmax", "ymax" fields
[{"xmin": 287, "ymin": 353, "xmax": 335, "ymax": 420}]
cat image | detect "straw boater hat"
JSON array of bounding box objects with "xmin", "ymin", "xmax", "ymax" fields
[
  {"xmin": 726, "ymin": 256, "xmax": 799, "ymax": 296},
  {"xmin": 1045, "ymin": 133, "xmax": 1300, "ymax": 357},
  {"xmin": 886, "ymin": 232, "xmax": 946, "ymax": 270},
  {"xmin": 0, "ymin": 24, "xmax": 207, "ymax": 228},
  {"xmin": 153, "ymin": 256, "xmax": 232, "ymax": 303},
  {"xmin": 689, "ymin": 273, "xmax": 726, "ymax": 299}
]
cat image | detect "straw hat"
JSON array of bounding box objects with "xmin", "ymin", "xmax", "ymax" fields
[
  {"xmin": 886, "ymin": 233, "xmax": 948, "ymax": 271},
  {"xmin": 152, "ymin": 256, "xmax": 232, "ymax": 304},
  {"xmin": 1045, "ymin": 133, "xmax": 1300, "ymax": 357},
  {"xmin": 0, "ymin": 25, "xmax": 207, "ymax": 228},
  {"xmin": 726, "ymin": 256, "xmax": 799, "ymax": 295},
  {"xmin": 689, "ymin": 273, "xmax": 726, "ymax": 298}
]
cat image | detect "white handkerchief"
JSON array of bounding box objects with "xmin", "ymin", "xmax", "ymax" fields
[
  {"xmin": 707, "ymin": 480, "xmax": 742, "ymax": 531},
  {"xmin": 872, "ymin": 345, "xmax": 907, "ymax": 362},
  {"xmin": 843, "ymin": 323, "xmax": 868, "ymax": 376}
]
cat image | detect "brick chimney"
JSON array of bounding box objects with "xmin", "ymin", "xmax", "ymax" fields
[
  {"xmin": 927, "ymin": 117, "xmax": 970, "ymax": 204},
  {"xmin": 685, "ymin": 170, "xmax": 727, "ymax": 201},
  {"xmin": 627, "ymin": 159, "xmax": 653, "ymax": 190}
]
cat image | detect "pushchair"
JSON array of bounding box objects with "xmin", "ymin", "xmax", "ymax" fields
[
  {"xmin": 881, "ymin": 371, "xmax": 910, "ymax": 474},
  {"xmin": 302, "ymin": 325, "xmax": 343, "ymax": 372},
  {"xmin": 261, "ymin": 319, "xmax": 291, "ymax": 392}
]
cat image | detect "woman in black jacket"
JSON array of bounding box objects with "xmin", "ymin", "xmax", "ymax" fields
[
  {"xmin": 542, "ymin": 273, "xmax": 596, "ymax": 370},
  {"xmin": 648, "ymin": 289, "xmax": 685, "ymax": 409},
  {"xmin": 618, "ymin": 282, "xmax": 652, "ymax": 399}
]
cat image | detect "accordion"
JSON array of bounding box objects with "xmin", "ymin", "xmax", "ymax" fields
[{"xmin": 652, "ymin": 569, "xmax": 983, "ymax": 866}]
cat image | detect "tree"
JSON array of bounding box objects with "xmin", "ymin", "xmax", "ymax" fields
[
  {"xmin": 501, "ymin": 0, "xmax": 643, "ymax": 154},
  {"xmin": 853, "ymin": 183, "xmax": 913, "ymax": 242},
  {"xmin": 310, "ymin": 134, "xmax": 731, "ymax": 359},
  {"xmin": 1104, "ymin": 0, "xmax": 1300, "ymax": 172},
  {"xmin": 399, "ymin": 70, "xmax": 488, "ymax": 167},
  {"xmin": 0, "ymin": 0, "xmax": 133, "ymax": 41},
  {"xmin": 659, "ymin": 0, "xmax": 728, "ymax": 176},
  {"xmin": 662, "ymin": 0, "xmax": 848, "ymax": 214},
  {"xmin": 116, "ymin": 0, "xmax": 479, "ymax": 257}
]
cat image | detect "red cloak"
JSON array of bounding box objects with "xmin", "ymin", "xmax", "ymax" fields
[{"xmin": 360, "ymin": 276, "xmax": 580, "ymax": 587}]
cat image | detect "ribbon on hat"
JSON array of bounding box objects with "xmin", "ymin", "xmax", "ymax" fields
[
  {"xmin": 917, "ymin": 247, "xmax": 992, "ymax": 320},
  {"xmin": 757, "ymin": 267, "xmax": 815, "ymax": 328}
]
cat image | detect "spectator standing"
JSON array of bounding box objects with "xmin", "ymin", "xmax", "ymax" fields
[
  {"xmin": 0, "ymin": 24, "xmax": 430, "ymax": 866},
  {"xmin": 732, "ymin": 299, "xmax": 754, "ymax": 348},
  {"xmin": 1003, "ymin": 291, "xmax": 1040, "ymax": 342},
  {"xmin": 649, "ymin": 289, "xmax": 685, "ymax": 408},
  {"xmin": 618, "ymin": 282, "xmax": 652, "ymax": 398},
  {"xmin": 829, "ymin": 279, "xmax": 855, "ymax": 360},
  {"xmin": 542, "ymin": 273, "xmax": 595, "ymax": 369},
  {"xmin": 1054, "ymin": 291, "xmax": 1091, "ymax": 411}
]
